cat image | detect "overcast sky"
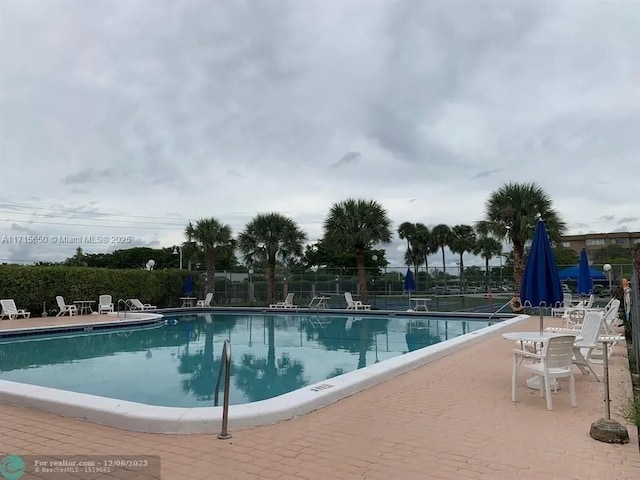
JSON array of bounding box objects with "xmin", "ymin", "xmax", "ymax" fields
[{"xmin": 1, "ymin": 0, "xmax": 639, "ymax": 268}]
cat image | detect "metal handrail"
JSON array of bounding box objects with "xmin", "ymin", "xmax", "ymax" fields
[
  {"xmin": 488, "ymin": 300, "xmax": 513, "ymax": 320},
  {"xmin": 116, "ymin": 299, "xmax": 129, "ymax": 319},
  {"xmin": 214, "ymin": 340, "xmax": 232, "ymax": 439}
]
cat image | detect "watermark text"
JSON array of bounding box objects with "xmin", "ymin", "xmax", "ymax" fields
[{"xmin": 1, "ymin": 235, "xmax": 132, "ymax": 245}]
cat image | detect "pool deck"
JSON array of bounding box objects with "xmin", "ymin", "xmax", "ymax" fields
[{"xmin": 1, "ymin": 314, "xmax": 639, "ymax": 479}]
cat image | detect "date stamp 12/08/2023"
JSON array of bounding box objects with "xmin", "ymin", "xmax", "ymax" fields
[{"xmin": 1, "ymin": 235, "xmax": 132, "ymax": 245}]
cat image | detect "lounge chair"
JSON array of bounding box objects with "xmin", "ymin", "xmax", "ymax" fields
[
  {"xmin": 512, "ymin": 335, "xmax": 577, "ymax": 411},
  {"xmin": 196, "ymin": 292, "xmax": 213, "ymax": 307},
  {"xmin": 98, "ymin": 294, "xmax": 114, "ymax": 314},
  {"xmin": 0, "ymin": 299, "xmax": 31, "ymax": 320},
  {"xmin": 571, "ymin": 311, "xmax": 604, "ymax": 381},
  {"xmin": 56, "ymin": 296, "xmax": 77, "ymax": 316},
  {"xmin": 344, "ymin": 292, "xmax": 371, "ymax": 310},
  {"xmin": 127, "ymin": 298, "xmax": 157, "ymax": 311},
  {"xmin": 269, "ymin": 293, "xmax": 296, "ymax": 309},
  {"xmin": 551, "ymin": 293, "xmax": 574, "ymax": 317}
]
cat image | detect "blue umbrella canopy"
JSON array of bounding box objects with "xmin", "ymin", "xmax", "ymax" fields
[
  {"xmin": 558, "ymin": 266, "xmax": 606, "ymax": 281},
  {"xmin": 577, "ymin": 248, "xmax": 594, "ymax": 295},
  {"xmin": 520, "ymin": 220, "xmax": 563, "ymax": 333},
  {"xmin": 403, "ymin": 268, "xmax": 416, "ymax": 293}
]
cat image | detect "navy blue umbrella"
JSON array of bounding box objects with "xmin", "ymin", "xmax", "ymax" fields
[
  {"xmin": 184, "ymin": 273, "xmax": 194, "ymax": 296},
  {"xmin": 404, "ymin": 268, "xmax": 416, "ymax": 309},
  {"xmin": 520, "ymin": 219, "xmax": 564, "ymax": 333},
  {"xmin": 577, "ymin": 248, "xmax": 594, "ymax": 296}
]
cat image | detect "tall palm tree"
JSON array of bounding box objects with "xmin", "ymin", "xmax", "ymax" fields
[
  {"xmin": 449, "ymin": 224, "xmax": 477, "ymax": 289},
  {"xmin": 473, "ymin": 235, "xmax": 503, "ymax": 291},
  {"xmin": 414, "ymin": 223, "xmax": 436, "ymax": 290},
  {"xmin": 238, "ymin": 213, "xmax": 307, "ymax": 305},
  {"xmin": 185, "ymin": 218, "xmax": 235, "ymax": 296},
  {"xmin": 324, "ymin": 199, "xmax": 392, "ymax": 304},
  {"xmin": 431, "ymin": 224, "xmax": 453, "ymax": 288},
  {"xmin": 476, "ymin": 182, "xmax": 565, "ymax": 291}
]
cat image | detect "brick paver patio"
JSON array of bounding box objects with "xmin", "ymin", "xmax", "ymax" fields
[{"xmin": 1, "ymin": 314, "xmax": 639, "ymax": 479}]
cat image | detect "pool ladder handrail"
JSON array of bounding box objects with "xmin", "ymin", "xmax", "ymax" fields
[
  {"xmin": 116, "ymin": 299, "xmax": 129, "ymax": 319},
  {"xmin": 214, "ymin": 339, "xmax": 232, "ymax": 439},
  {"xmin": 488, "ymin": 299, "xmax": 513, "ymax": 320}
]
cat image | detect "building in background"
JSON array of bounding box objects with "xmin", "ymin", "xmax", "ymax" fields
[{"xmin": 560, "ymin": 231, "xmax": 640, "ymax": 261}]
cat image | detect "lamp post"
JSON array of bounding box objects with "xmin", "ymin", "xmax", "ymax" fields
[
  {"xmin": 172, "ymin": 246, "xmax": 183, "ymax": 270},
  {"xmin": 248, "ymin": 269, "xmax": 254, "ymax": 305},
  {"xmin": 603, "ymin": 264, "xmax": 612, "ymax": 295},
  {"xmin": 371, "ymin": 254, "xmax": 378, "ymax": 308}
]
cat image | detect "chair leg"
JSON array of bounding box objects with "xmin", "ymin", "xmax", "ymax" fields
[
  {"xmin": 569, "ymin": 374, "xmax": 577, "ymax": 407},
  {"xmin": 512, "ymin": 358, "xmax": 518, "ymax": 403},
  {"xmin": 544, "ymin": 374, "xmax": 553, "ymax": 410}
]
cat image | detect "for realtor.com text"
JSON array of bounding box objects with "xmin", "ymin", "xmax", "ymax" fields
[{"xmin": 1, "ymin": 235, "xmax": 132, "ymax": 245}]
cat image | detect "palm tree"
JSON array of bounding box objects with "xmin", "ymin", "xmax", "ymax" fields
[
  {"xmin": 431, "ymin": 224, "xmax": 453, "ymax": 288},
  {"xmin": 323, "ymin": 199, "xmax": 392, "ymax": 304},
  {"xmin": 473, "ymin": 235, "xmax": 503, "ymax": 291},
  {"xmin": 476, "ymin": 182, "xmax": 565, "ymax": 290},
  {"xmin": 238, "ymin": 213, "xmax": 307, "ymax": 305},
  {"xmin": 449, "ymin": 225, "xmax": 477, "ymax": 290},
  {"xmin": 413, "ymin": 223, "xmax": 436, "ymax": 291},
  {"xmin": 185, "ymin": 218, "xmax": 235, "ymax": 296}
]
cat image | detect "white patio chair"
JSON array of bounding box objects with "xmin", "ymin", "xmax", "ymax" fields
[
  {"xmin": 127, "ymin": 298, "xmax": 157, "ymax": 311},
  {"xmin": 56, "ymin": 296, "xmax": 77, "ymax": 316},
  {"xmin": 344, "ymin": 292, "xmax": 371, "ymax": 310},
  {"xmin": 269, "ymin": 293, "xmax": 296, "ymax": 308},
  {"xmin": 571, "ymin": 311, "xmax": 604, "ymax": 381},
  {"xmin": 196, "ymin": 292, "xmax": 213, "ymax": 307},
  {"xmin": 552, "ymin": 293, "xmax": 573, "ymax": 317},
  {"xmin": 512, "ymin": 335, "xmax": 577, "ymax": 411},
  {"xmin": 0, "ymin": 299, "xmax": 31, "ymax": 320},
  {"xmin": 98, "ymin": 294, "xmax": 114, "ymax": 314}
]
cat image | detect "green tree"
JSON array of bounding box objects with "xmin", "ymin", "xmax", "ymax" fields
[
  {"xmin": 449, "ymin": 225, "xmax": 477, "ymax": 289},
  {"xmin": 476, "ymin": 182, "xmax": 565, "ymax": 291},
  {"xmin": 592, "ymin": 245, "xmax": 632, "ymax": 265},
  {"xmin": 323, "ymin": 199, "xmax": 392, "ymax": 304},
  {"xmin": 238, "ymin": 213, "xmax": 307, "ymax": 305},
  {"xmin": 413, "ymin": 223, "xmax": 438, "ymax": 290},
  {"xmin": 473, "ymin": 235, "xmax": 503, "ymax": 290},
  {"xmin": 552, "ymin": 245, "xmax": 579, "ymax": 267},
  {"xmin": 185, "ymin": 218, "xmax": 235, "ymax": 296},
  {"xmin": 398, "ymin": 222, "xmax": 421, "ymax": 289},
  {"xmin": 431, "ymin": 224, "xmax": 453, "ymax": 288}
]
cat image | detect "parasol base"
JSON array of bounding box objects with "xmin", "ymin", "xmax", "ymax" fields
[{"xmin": 526, "ymin": 376, "xmax": 558, "ymax": 391}]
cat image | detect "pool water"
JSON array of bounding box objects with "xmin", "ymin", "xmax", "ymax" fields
[{"xmin": 0, "ymin": 312, "xmax": 492, "ymax": 407}]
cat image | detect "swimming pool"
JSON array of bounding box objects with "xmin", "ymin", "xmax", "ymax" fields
[{"xmin": 0, "ymin": 312, "xmax": 492, "ymax": 407}]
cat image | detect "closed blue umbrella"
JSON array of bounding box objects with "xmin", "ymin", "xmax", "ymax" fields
[
  {"xmin": 577, "ymin": 248, "xmax": 593, "ymax": 296},
  {"xmin": 404, "ymin": 268, "xmax": 416, "ymax": 309},
  {"xmin": 520, "ymin": 219, "xmax": 563, "ymax": 334},
  {"xmin": 184, "ymin": 273, "xmax": 194, "ymax": 297}
]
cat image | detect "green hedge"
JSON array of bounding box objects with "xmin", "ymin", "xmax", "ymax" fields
[{"xmin": 0, "ymin": 265, "xmax": 201, "ymax": 316}]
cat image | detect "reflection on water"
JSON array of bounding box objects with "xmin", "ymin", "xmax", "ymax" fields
[{"xmin": 0, "ymin": 313, "xmax": 491, "ymax": 407}]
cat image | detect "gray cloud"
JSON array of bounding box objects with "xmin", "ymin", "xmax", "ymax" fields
[{"xmin": 1, "ymin": 0, "xmax": 640, "ymax": 264}]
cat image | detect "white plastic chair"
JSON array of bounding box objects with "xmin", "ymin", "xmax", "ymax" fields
[
  {"xmin": 127, "ymin": 298, "xmax": 157, "ymax": 311},
  {"xmin": 552, "ymin": 293, "xmax": 573, "ymax": 317},
  {"xmin": 512, "ymin": 335, "xmax": 577, "ymax": 411},
  {"xmin": 196, "ymin": 292, "xmax": 213, "ymax": 307},
  {"xmin": 56, "ymin": 296, "xmax": 77, "ymax": 316},
  {"xmin": 98, "ymin": 294, "xmax": 114, "ymax": 314},
  {"xmin": 0, "ymin": 299, "xmax": 31, "ymax": 320},
  {"xmin": 344, "ymin": 292, "xmax": 371, "ymax": 310},
  {"xmin": 269, "ymin": 293, "xmax": 296, "ymax": 309},
  {"xmin": 572, "ymin": 311, "xmax": 604, "ymax": 381}
]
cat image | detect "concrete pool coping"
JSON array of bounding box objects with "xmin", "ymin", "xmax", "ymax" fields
[{"xmin": 0, "ymin": 311, "xmax": 529, "ymax": 434}]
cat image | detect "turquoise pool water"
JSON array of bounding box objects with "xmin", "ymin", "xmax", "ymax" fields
[{"xmin": 0, "ymin": 312, "xmax": 493, "ymax": 407}]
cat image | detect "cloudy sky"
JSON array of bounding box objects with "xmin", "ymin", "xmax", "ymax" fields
[{"xmin": 1, "ymin": 0, "xmax": 639, "ymax": 267}]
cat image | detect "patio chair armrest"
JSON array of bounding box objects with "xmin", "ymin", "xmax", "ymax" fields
[{"xmin": 513, "ymin": 349, "xmax": 543, "ymax": 360}]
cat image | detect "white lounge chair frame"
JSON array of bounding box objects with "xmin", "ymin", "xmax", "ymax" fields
[
  {"xmin": 56, "ymin": 296, "xmax": 77, "ymax": 316},
  {"xmin": 344, "ymin": 292, "xmax": 371, "ymax": 310},
  {"xmin": 0, "ymin": 299, "xmax": 31, "ymax": 320},
  {"xmin": 128, "ymin": 298, "xmax": 157, "ymax": 311},
  {"xmin": 196, "ymin": 292, "xmax": 213, "ymax": 307},
  {"xmin": 269, "ymin": 293, "xmax": 296, "ymax": 309}
]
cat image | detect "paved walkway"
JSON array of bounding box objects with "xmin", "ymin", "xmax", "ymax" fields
[{"xmin": 1, "ymin": 315, "xmax": 639, "ymax": 479}]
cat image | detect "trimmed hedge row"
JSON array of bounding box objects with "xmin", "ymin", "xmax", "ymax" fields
[{"xmin": 0, "ymin": 265, "xmax": 201, "ymax": 317}]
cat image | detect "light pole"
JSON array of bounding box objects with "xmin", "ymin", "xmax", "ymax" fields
[
  {"xmin": 603, "ymin": 264, "xmax": 612, "ymax": 295},
  {"xmin": 371, "ymin": 254, "xmax": 378, "ymax": 308},
  {"xmin": 172, "ymin": 246, "xmax": 183, "ymax": 270},
  {"xmin": 248, "ymin": 269, "xmax": 254, "ymax": 305}
]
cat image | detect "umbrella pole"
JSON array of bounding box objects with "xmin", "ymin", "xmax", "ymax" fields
[{"xmin": 539, "ymin": 310, "xmax": 544, "ymax": 335}]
